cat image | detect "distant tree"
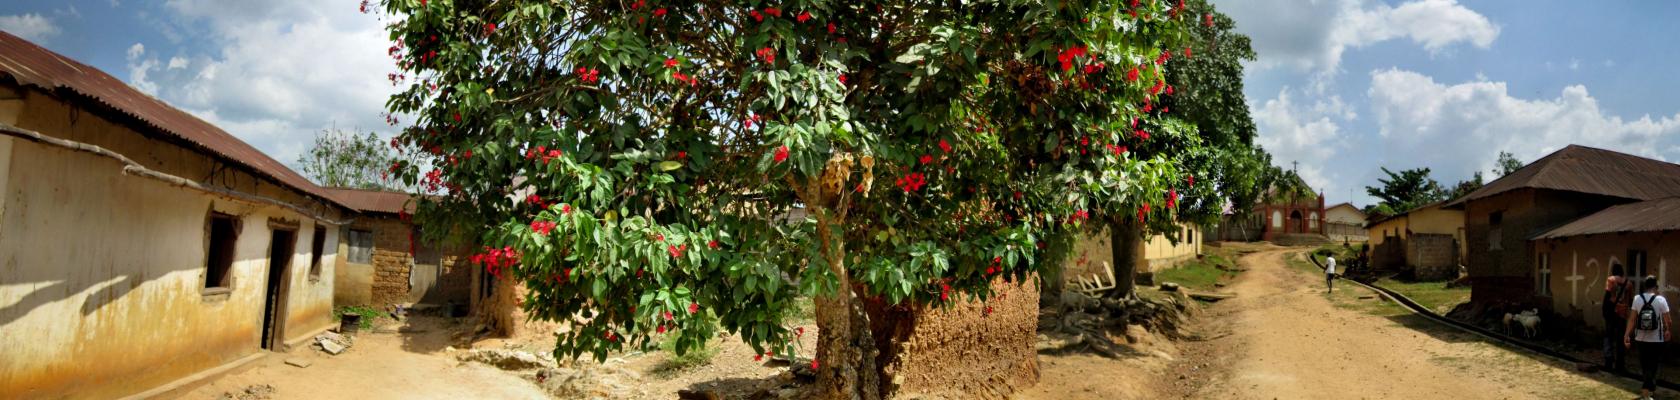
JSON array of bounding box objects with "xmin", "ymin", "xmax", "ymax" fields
[
  {"xmin": 1365, "ymin": 167, "xmax": 1445, "ymax": 213},
  {"xmin": 296, "ymin": 129, "xmax": 411, "ymax": 190},
  {"xmin": 1495, "ymin": 151, "xmax": 1524, "ymax": 177},
  {"xmin": 1447, "ymin": 171, "xmax": 1484, "ymax": 200}
]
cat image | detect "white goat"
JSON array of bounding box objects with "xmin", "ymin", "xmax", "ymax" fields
[{"xmin": 1503, "ymin": 309, "xmax": 1541, "ymax": 338}]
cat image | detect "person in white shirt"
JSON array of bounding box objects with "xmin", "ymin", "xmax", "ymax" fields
[
  {"xmin": 1624, "ymin": 275, "xmax": 1670, "ymax": 400},
  {"xmin": 1325, "ymin": 255, "xmax": 1337, "ymax": 293}
]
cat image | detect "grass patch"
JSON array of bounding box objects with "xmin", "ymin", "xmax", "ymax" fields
[
  {"xmin": 1374, "ymin": 278, "xmax": 1470, "ymax": 315},
  {"xmin": 333, "ymin": 305, "xmax": 385, "ymax": 331},
  {"xmin": 1155, "ymin": 254, "xmax": 1239, "ymax": 292},
  {"xmin": 652, "ymin": 330, "xmax": 720, "ymax": 373},
  {"xmin": 786, "ymin": 297, "xmax": 816, "ymax": 324}
]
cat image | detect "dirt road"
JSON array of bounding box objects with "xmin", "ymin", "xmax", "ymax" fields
[{"xmin": 1180, "ymin": 248, "xmax": 1644, "ymax": 399}]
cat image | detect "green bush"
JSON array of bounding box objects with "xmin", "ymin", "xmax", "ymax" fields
[
  {"xmin": 654, "ymin": 329, "xmax": 719, "ymax": 372},
  {"xmin": 334, "ymin": 305, "xmax": 385, "ymax": 331}
]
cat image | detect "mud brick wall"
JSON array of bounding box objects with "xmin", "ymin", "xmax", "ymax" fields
[
  {"xmin": 881, "ymin": 278, "xmax": 1040, "ymax": 399},
  {"xmin": 1408, "ymin": 233, "xmax": 1458, "ymax": 280},
  {"xmin": 365, "ymin": 217, "xmax": 415, "ymax": 306}
]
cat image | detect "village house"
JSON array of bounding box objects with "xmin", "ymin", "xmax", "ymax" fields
[
  {"xmin": 1531, "ymin": 197, "xmax": 1680, "ymax": 333},
  {"xmin": 0, "ymin": 32, "xmax": 351, "ymax": 398},
  {"xmin": 1060, "ymin": 222, "xmax": 1205, "ymax": 287},
  {"xmin": 1323, "ymin": 202, "xmax": 1368, "ymax": 242},
  {"xmin": 1365, "ymin": 201, "xmax": 1465, "ymax": 279},
  {"xmin": 322, "ymin": 187, "xmax": 471, "ymax": 311},
  {"xmin": 1447, "ymin": 145, "xmax": 1680, "ymax": 303},
  {"xmin": 1217, "ymin": 185, "xmax": 1326, "ymax": 243}
]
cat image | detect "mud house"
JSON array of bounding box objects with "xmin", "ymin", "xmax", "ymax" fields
[
  {"xmin": 1060, "ymin": 222, "xmax": 1205, "ymax": 286},
  {"xmin": 1446, "ymin": 145, "xmax": 1680, "ymax": 303},
  {"xmin": 322, "ymin": 187, "xmax": 470, "ymax": 310},
  {"xmin": 1365, "ymin": 201, "xmax": 1465, "ymax": 279},
  {"xmin": 1323, "ymin": 202, "xmax": 1368, "ymax": 242},
  {"xmin": 0, "ymin": 32, "xmax": 350, "ymax": 398},
  {"xmin": 1531, "ymin": 197, "xmax": 1680, "ymax": 332}
]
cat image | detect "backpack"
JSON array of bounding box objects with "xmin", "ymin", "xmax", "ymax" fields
[{"xmin": 1637, "ymin": 293, "xmax": 1661, "ymax": 332}]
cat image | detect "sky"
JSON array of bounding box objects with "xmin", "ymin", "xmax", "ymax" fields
[{"xmin": 3, "ymin": 1, "xmax": 1680, "ymax": 207}]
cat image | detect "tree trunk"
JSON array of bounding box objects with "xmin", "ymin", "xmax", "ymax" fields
[
  {"xmin": 811, "ymin": 208, "xmax": 883, "ymax": 400},
  {"xmin": 1039, "ymin": 258, "xmax": 1066, "ymax": 308},
  {"xmin": 1107, "ymin": 218, "xmax": 1145, "ymax": 299}
]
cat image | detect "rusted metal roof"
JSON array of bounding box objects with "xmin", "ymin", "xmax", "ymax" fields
[
  {"xmin": 1533, "ymin": 197, "xmax": 1680, "ymax": 239},
  {"xmin": 321, "ymin": 187, "xmax": 416, "ymax": 215},
  {"xmin": 0, "ymin": 31, "xmax": 344, "ymax": 207},
  {"xmin": 1445, "ymin": 145, "xmax": 1680, "ymax": 209}
]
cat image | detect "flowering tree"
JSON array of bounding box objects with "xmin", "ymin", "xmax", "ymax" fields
[{"xmin": 379, "ymin": 0, "xmax": 1213, "ymax": 397}]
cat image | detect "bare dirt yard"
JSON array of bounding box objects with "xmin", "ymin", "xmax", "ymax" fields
[{"xmin": 1165, "ymin": 247, "xmax": 1658, "ymax": 400}]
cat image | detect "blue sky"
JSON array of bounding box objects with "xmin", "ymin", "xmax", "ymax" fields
[{"xmin": 3, "ymin": 1, "xmax": 1679, "ymax": 207}]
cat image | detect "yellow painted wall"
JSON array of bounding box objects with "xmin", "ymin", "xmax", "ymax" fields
[
  {"xmin": 1366, "ymin": 204, "xmax": 1464, "ymax": 246},
  {"xmin": 1062, "ymin": 223, "xmax": 1204, "ymax": 279},
  {"xmin": 0, "ymin": 88, "xmax": 341, "ymax": 399},
  {"xmin": 1535, "ymin": 232, "xmax": 1680, "ymax": 332}
]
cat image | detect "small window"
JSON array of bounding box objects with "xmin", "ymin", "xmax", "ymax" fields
[
  {"xmin": 1535, "ymin": 252, "xmax": 1551, "ymax": 296},
  {"xmin": 1271, "ymin": 210, "xmax": 1283, "ymax": 229},
  {"xmin": 309, "ymin": 224, "xmax": 327, "ymax": 278},
  {"xmin": 205, "ymin": 213, "xmax": 239, "ymax": 290},
  {"xmin": 347, "ymin": 229, "xmax": 374, "ymax": 264},
  {"xmin": 1629, "ymin": 250, "xmax": 1649, "ymax": 278},
  {"xmin": 1309, "ymin": 212, "xmax": 1319, "ymax": 229},
  {"xmin": 1488, "ymin": 211, "xmax": 1504, "ymax": 251}
]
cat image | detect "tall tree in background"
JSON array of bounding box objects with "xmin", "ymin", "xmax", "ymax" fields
[
  {"xmin": 1447, "ymin": 171, "xmax": 1483, "ymax": 200},
  {"xmin": 296, "ymin": 128, "xmax": 412, "ymax": 191},
  {"xmin": 1495, "ymin": 151, "xmax": 1524, "ymax": 176},
  {"xmin": 379, "ymin": 1, "xmax": 1222, "ymax": 397},
  {"xmin": 1365, "ymin": 167, "xmax": 1445, "ymax": 216}
]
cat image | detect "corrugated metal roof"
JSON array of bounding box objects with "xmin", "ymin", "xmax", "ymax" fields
[
  {"xmin": 0, "ymin": 31, "xmax": 344, "ymax": 207},
  {"xmin": 1532, "ymin": 197, "xmax": 1680, "ymax": 239},
  {"xmin": 321, "ymin": 187, "xmax": 415, "ymax": 215},
  {"xmin": 1445, "ymin": 145, "xmax": 1680, "ymax": 208}
]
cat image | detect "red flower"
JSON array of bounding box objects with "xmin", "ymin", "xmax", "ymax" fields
[
  {"xmin": 576, "ymin": 67, "xmax": 600, "ymax": 83},
  {"xmin": 827, "ymin": 22, "xmax": 836, "ymax": 34},
  {"xmin": 895, "ymin": 173, "xmax": 927, "ymax": 192},
  {"xmin": 810, "ymin": 359, "xmax": 820, "ymax": 370},
  {"xmin": 484, "ymin": 22, "xmax": 497, "ymax": 36},
  {"xmin": 838, "ymin": 74, "xmax": 847, "ymax": 85},
  {"xmin": 453, "ymin": 112, "xmax": 461, "ymax": 122},
  {"xmin": 530, "ymin": 220, "xmax": 556, "ymax": 235},
  {"xmin": 688, "ymin": 302, "xmax": 700, "ymax": 314},
  {"xmin": 764, "ymin": 7, "xmax": 781, "ymax": 17},
  {"xmin": 707, "ymin": 240, "xmax": 719, "ymax": 249},
  {"xmin": 1166, "ymin": 85, "xmax": 1175, "ymax": 95},
  {"xmin": 630, "ymin": 0, "xmax": 644, "ymax": 9},
  {"xmin": 750, "ymin": 10, "xmax": 763, "ymax": 22},
  {"xmin": 754, "ymin": 354, "xmax": 764, "ymax": 362},
  {"xmin": 1126, "ymin": 66, "xmax": 1140, "ymax": 82},
  {"xmin": 1167, "ymin": 188, "xmax": 1178, "ymax": 208},
  {"xmin": 773, "ymin": 145, "xmax": 789, "ymax": 163},
  {"xmin": 1184, "ymin": 47, "xmax": 1193, "ymax": 58},
  {"xmin": 1188, "ymin": 175, "xmax": 1195, "ymax": 186},
  {"xmin": 797, "ymin": 11, "xmax": 811, "ymax": 23},
  {"xmin": 561, "ymin": 204, "xmax": 573, "ymax": 214},
  {"xmin": 919, "ymin": 154, "xmax": 933, "ymax": 165},
  {"xmin": 938, "ymin": 139, "xmax": 952, "ymax": 153},
  {"xmin": 939, "ymin": 283, "xmax": 951, "ymax": 301},
  {"xmin": 665, "ymin": 58, "xmax": 678, "ymax": 68},
  {"xmin": 755, "ymin": 47, "xmax": 776, "ymax": 64},
  {"xmin": 668, "ymin": 243, "xmax": 688, "ymax": 258},
  {"xmin": 653, "ymin": 7, "xmax": 667, "ymax": 17},
  {"xmin": 656, "ymin": 325, "xmax": 667, "ymax": 334},
  {"xmin": 526, "ymin": 194, "xmax": 543, "ymax": 205},
  {"xmin": 1136, "ymin": 130, "xmax": 1150, "ymax": 140},
  {"xmin": 1205, "ymin": 14, "xmax": 1214, "ymax": 27},
  {"xmin": 795, "ymin": 327, "xmax": 805, "ymax": 336}
]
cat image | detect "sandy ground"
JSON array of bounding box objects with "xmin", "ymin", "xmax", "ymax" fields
[
  {"xmin": 1171, "ymin": 248, "xmax": 1652, "ymax": 400},
  {"xmin": 178, "ymin": 317, "xmax": 550, "ymax": 400}
]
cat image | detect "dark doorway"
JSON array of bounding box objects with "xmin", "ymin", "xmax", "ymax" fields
[
  {"xmin": 1289, "ymin": 210, "xmax": 1305, "ymax": 234},
  {"xmin": 262, "ymin": 229, "xmax": 297, "ymax": 350}
]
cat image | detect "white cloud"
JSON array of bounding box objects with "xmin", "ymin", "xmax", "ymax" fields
[
  {"xmin": 1219, "ymin": 0, "xmax": 1498, "ymax": 79},
  {"xmin": 125, "ymin": 43, "xmax": 160, "ymax": 95},
  {"xmin": 0, "ymin": 14, "xmax": 61, "ymax": 43},
  {"xmin": 1251, "ymin": 88, "xmax": 1360, "ymax": 195},
  {"xmin": 125, "ymin": 0, "xmax": 400, "ymax": 165},
  {"xmin": 1368, "ymin": 68, "xmax": 1680, "ymax": 181}
]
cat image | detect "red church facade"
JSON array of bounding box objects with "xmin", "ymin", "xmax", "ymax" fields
[{"xmin": 1258, "ymin": 193, "xmax": 1326, "ymax": 241}]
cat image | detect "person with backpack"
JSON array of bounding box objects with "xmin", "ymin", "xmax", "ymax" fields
[
  {"xmin": 1604, "ymin": 263, "xmax": 1633, "ymax": 372},
  {"xmin": 1624, "ymin": 275, "xmax": 1670, "ymax": 399}
]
